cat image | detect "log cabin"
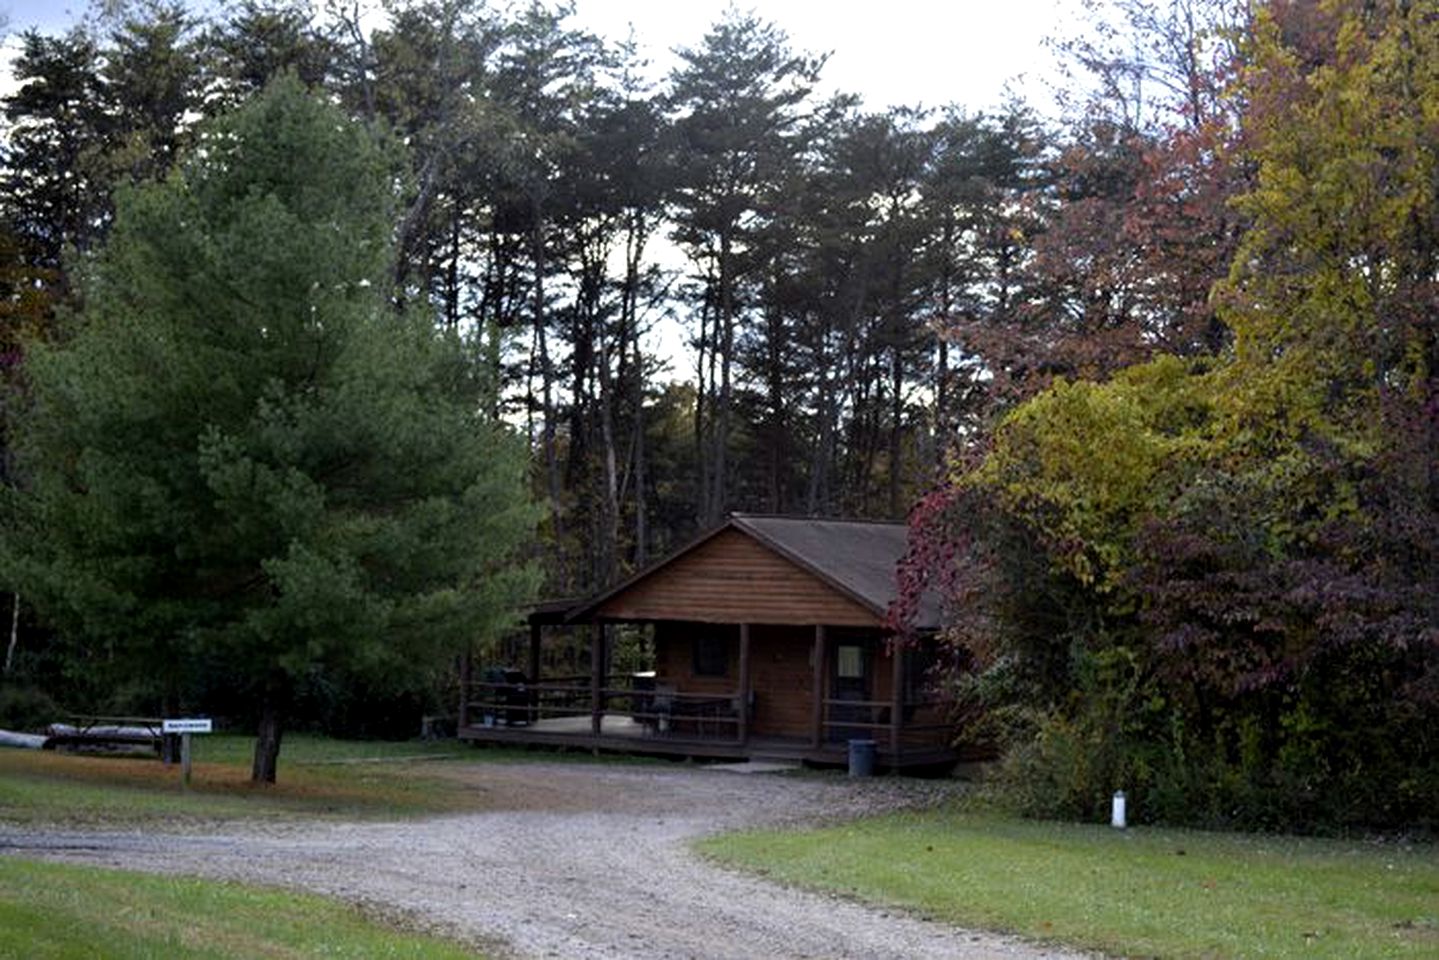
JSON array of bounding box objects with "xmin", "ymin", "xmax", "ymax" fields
[{"xmin": 459, "ymin": 514, "xmax": 955, "ymax": 770}]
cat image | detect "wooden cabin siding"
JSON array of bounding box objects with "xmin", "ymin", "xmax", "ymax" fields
[
  {"xmin": 652, "ymin": 622, "xmax": 908, "ymax": 741},
  {"xmin": 654, "ymin": 622, "xmax": 818, "ymax": 739},
  {"xmin": 654, "ymin": 621, "xmax": 737, "ymax": 695},
  {"xmin": 595, "ymin": 529, "xmax": 881, "ymax": 626},
  {"xmin": 748, "ymin": 625, "xmax": 815, "ymax": 738}
]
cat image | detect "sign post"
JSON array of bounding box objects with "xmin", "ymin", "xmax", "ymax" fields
[{"xmin": 162, "ymin": 718, "xmax": 213, "ymax": 789}]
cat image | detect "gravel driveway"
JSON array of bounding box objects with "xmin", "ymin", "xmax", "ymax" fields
[{"xmin": 1, "ymin": 760, "xmax": 1090, "ymax": 959}]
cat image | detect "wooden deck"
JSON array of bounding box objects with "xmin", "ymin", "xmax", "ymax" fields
[{"xmin": 458, "ymin": 715, "xmax": 958, "ymax": 770}]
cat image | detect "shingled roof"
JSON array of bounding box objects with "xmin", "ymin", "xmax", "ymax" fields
[{"xmin": 567, "ymin": 513, "xmax": 941, "ymax": 630}]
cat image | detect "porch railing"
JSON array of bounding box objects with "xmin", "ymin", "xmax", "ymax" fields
[
  {"xmin": 465, "ymin": 674, "xmax": 745, "ymax": 742},
  {"xmin": 820, "ymin": 696, "xmax": 956, "ymax": 750},
  {"xmin": 465, "ymin": 675, "xmax": 954, "ymax": 753}
]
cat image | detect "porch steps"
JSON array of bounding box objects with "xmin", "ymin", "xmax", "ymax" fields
[{"xmin": 708, "ymin": 759, "xmax": 801, "ymax": 775}]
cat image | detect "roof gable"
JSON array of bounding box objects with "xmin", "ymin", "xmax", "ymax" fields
[
  {"xmin": 591, "ymin": 527, "xmax": 880, "ymax": 626},
  {"xmin": 732, "ymin": 516, "xmax": 939, "ymax": 627},
  {"xmin": 571, "ymin": 514, "xmax": 939, "ymax": 630}
]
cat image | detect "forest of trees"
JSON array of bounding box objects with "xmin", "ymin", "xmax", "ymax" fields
[
  {"xmin": 0, "ymin": 0, "xmax": 1232, "ymax": 597},
  {"xmin": 0, "ymin": 0, "xmax": 1433, "ymax": 823},
  {"xmin": 897, "ymin": 0, "xmax": 1439, "ymax": 831}
]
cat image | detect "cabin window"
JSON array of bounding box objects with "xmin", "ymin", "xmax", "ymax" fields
[
  {"xmin": 836, "ymin": 644, "xmax": 865, "ymax": 679},
  {"xmin": 905, "ymin": 643, "xmax": 938, "ymax": 702},
  {"xmin": 693, "ymin": 633, "xmax": 728, "ymax": 677}
]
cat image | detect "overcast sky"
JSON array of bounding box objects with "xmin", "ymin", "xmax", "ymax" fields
[
  {"xmin": 0, "ymin": 0, "xmax": 1080, "ymax": 377},
  {"xmin": 570, "ymin": 0, "xmax": 1074, "ymax": 112},
  {"xmin": 0, "ymin": 0, "xmax": 1076, "ymax": 115}
]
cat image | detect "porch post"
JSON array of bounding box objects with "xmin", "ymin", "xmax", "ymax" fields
[
  {"xmin": 590, "ymin": 624, "xmax": 604, "ymax": 736},
  {"xmin": 811, "ymin": 625, "xmax": 825, "ymax": 748},
  {"xmin": 890, "ymin": 638, "xmax": 904, "ymax": 767},
  {"xmin": 527, "ymin": 621, "xmax": 542, "ymax": 724},
  {"xmin": 737, "ymin": 623, "xmax": 751, "ymax": 745}
]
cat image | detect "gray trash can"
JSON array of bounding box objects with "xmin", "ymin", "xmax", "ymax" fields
[{"xmin": 848, "ymin": 739, "xmax": 877, "ymax": 777}]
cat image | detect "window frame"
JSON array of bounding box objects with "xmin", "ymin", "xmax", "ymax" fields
[{"xmin": 692, "ymin": 632, "xmax": 729, "ymax": 678}]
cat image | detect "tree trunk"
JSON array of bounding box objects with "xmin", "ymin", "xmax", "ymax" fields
[
  {"xmin": 621, "ymin": 212, "xmax": 650, "ymax": 568},
  {"xmin": 632, "ymin": 367, "xmax": 649, "ymax": 567},
  {"xmin": 714, "ymin": 231, "xmax": 734, "ymax": 523},
  {"xmin": 445, "ymin": 206, "xmax": 462, "ymax": 329},
  {"xmin": 936, "ymin": 214, "xmax": 955, "ymax": 443},
  {"xmin": 597, "ymin": 327, "xmax": 620, "ymax": 587},
  {"xmin": 889, "ymin": 345, "xmax": 904, "ymax": 519},
  {"xmin": 4, "ymin": 592, "xmax": 18, "ymax": 675},
  {"xmin": 694, "ymin": 292, "xmax": 711, "ymax": 527},
  {"xmin": 764, "ymin": 285, "xmax": 788, "ymax": 513},
  {"xmin": 160, "ymin": 686, "xmax": 180, "ymax": 764},
  {"xmin": 530, "ymin": 210, "xmax": 570, "ymax": 586},
  {"xmin": 251, "ymin": 679, "xmax": 289, "ymax": 784},
  {"xmin": 807, "ymin": 318, "xmax": 834, "ymax": 515}
]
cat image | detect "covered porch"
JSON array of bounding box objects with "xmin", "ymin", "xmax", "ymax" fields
[
  {"xmin": 460, "ymin": 624, "xmax": 957, "ymax": 768},
  {"xmin": 458, "ymin": 515, "xmax": 957, "ymax": 770}
]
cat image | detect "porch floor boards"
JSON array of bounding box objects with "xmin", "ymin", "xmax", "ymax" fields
[{"xmin": 457, "ymin": 716, "xmax": 956, "ymax": 769}]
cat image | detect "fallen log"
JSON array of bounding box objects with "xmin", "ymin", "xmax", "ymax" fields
[
  {"xmin": 0, "ymin": 728, "xmax": 48, "ymax": 749},
  {"xmin": 45, "ymin": 722, "xmax": 162, "ymax": 755}
]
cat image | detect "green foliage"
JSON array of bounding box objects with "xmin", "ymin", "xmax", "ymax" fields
[
  {"xmin": 931, "ymin": 0, "xmax": 1439, "ymax": 833},
  {"xmin": 961, "ymin": 382, "xmax": 1437, "ymax": 830},
  {"xmin": 974, "ymin": 355, "xmax": 1214, "ymax": 588},
  {"xmin": 1, "ymin": 77, "xmax": 539, "ymax": 770},
  {"xmin": 0, "ymin": 683, "xmax": 58, "ymax": 732},
  {"xmin": 1220, "ymin": 0, "xmax": 1439, "ymax": 424}
]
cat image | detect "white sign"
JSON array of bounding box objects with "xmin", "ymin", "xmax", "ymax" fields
[{"xmin": 162, "ymin": 718, "xmax": 213, "ymax": 734}]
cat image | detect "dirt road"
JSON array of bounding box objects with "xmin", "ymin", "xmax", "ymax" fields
[{"xmin": 2, "ymin": 761, "xmax": 1090, "ymax": 959}]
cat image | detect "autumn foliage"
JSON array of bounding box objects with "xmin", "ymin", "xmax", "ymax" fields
[{"xmin": 906, "ymin": 0, "xmax": 1439, "ymax": 831}]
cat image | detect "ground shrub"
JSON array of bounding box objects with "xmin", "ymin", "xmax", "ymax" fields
[
  {"xmin": 0, "ymin": 683, "xmax": 59, "ymax": 732},
  {"xmin": 991, "ymin": 692, "xmax": 1439, "ymax": 835}
]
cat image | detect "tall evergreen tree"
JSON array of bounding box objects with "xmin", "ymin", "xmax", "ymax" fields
[
  {"xmin": 104, "ymin": 0, "xmax": 203, "ymax": 184},
  {"xmin": 0, "ymin": 29, "xmax": 115, "ymax": 311},
  {"xmin": 667, "ymin": 10, "xmax": 824, "ymax": 524},
  {"xmin": 2, "ymin": 78, "xmax": 539, "ymax": 782},
  {"xmin": 205, "ymin": 0, "xmax": 336, "ymax": 107}
]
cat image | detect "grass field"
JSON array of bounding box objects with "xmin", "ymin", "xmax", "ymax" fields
[
  {"xmin": 700, "ymin": 809, "xmax": 1439, "ymax": 959},
  {"xmin": 0, "ymin": 732, "xmax": 663, "ymax": 826},
  {"xmin": 0, "ymin": 856, "xmax": 483, "ymax": 959},
  {"xmin": 0, "ymin": 734, "xmax": 486, "ymax": 825}
]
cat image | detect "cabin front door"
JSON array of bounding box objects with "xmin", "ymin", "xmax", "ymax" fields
[{"xmin": 829, "ymin": 638, "xmax": 873, "ymax": 741}]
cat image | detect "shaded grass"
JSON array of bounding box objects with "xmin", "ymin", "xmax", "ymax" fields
[
  {"xmin": 699, "ymin": 809, "xmax": 1439, "ymax": 959},
  {"xmin": 0, "ymin": 734, "xmax": 668, "ymax": 827},
  {"xmin": 0, "ymin": 856, "xmax": 484, "ymax": 959},
  {"xmin": 190, "ymin": 733, "xmax": 666, "ymax": 770},
  {"xmin": 193, "ymin": 733, "xmax": 469, "ymax": 767},
  {"xmin": 0, "ymin": 735, "xmax": 484, "ymax": 826}
]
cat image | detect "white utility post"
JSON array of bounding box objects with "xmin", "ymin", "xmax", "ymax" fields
[{"xmin": 162, "ymin": 718, "xmax": 213, "ymax": 789}]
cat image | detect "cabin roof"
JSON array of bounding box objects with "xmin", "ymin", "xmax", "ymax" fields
[
  {"xmin": 526, "ymin": 597, "xmax": 584, "ymax": 626},
  {"xmin": 565, "ymin": 513, "xmax": 941, "ymax": 630}
]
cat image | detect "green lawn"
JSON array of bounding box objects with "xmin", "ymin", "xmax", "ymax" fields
[
  {"xmin": 699, "ymin": 809, "xmax": 1439, "ymax": 959},
  {"xmin": 0, "ymin": 856, "xmax": 483, "ymax": 959},
  {"xmin": 0, "ymin": 733, "xmax": 662, "ymax": 827},
  {"xmin": 192, "ymin": 732, "xmax": 468, "ymax": 766},
  {"xmin": 0, "ymin": 734, "xmax": 485, "ymax": 825}
]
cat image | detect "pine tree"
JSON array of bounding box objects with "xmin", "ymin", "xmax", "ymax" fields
[
  {"xmin": 0, "ymin": 29, "xmax": 116, "ymax": 309},
  {"xmin": 2, "ymin": 77, "xmax": 539, "ymax": 783},
  {"xmin": 666, "ymin": 10, "xmax": 824, "ymax": 524}
]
